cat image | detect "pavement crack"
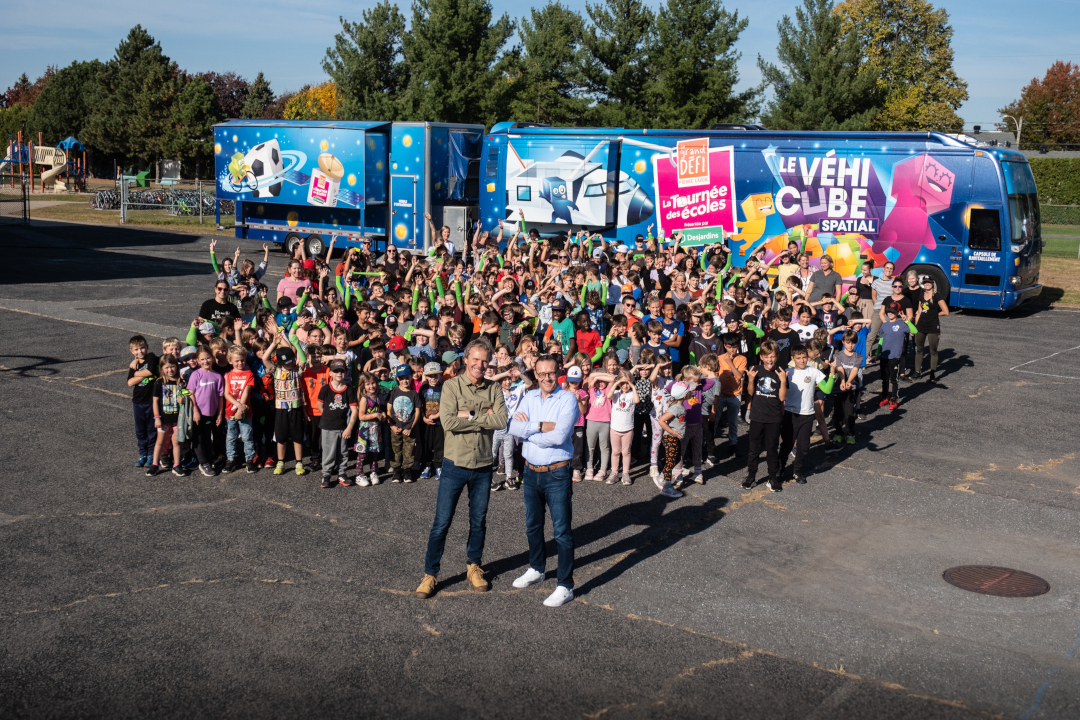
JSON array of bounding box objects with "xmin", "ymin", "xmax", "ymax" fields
[{"xmin": 0, "ymin": 574, "xmax": 300, "ymax": 619}]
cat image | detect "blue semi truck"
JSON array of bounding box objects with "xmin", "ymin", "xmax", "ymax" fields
[{"xmin": 215, "ymin": 120, "xmax": 1042, "ymax": 310}]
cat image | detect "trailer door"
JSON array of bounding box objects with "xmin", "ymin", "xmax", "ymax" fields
[
  {"xmin": 391, "ymin": 174, "xmax": 418, "ymax": 249},
  {"xmin": 960, "ymin": 155, "xmax": 1006, "ymax": 308}
]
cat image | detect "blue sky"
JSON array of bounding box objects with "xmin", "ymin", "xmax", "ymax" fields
[{"xmin": 2, "ymin": 0, "xmax": 1073, "ymax": 130}]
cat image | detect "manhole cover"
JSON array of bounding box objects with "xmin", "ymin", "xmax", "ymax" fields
[{"xmin": 943, "ymin": 566, "xmax": 1050, "ymax": 597}]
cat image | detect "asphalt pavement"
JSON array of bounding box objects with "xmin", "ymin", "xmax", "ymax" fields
[{"xmin": 1, "ymin": 218, "xmax": 1078, "ymax": 719}]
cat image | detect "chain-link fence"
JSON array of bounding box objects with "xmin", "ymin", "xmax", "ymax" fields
[
  {"xmin": 0, "ymin": 179, "xmax": 29, "ymax": 224},
  {"xmin": 1041, "ymin": 204, "xmax": 1080, "ymax": 226},
  {"xmin": 89, "ymin": 182, "xmax": 233, "ymax": 222}
]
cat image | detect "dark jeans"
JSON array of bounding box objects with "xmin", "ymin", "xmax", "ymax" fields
[
  {"xmin": 832, "ymin": 387, "xmax": 858, "ymax": 436},
  {"xmin": 419, "ymin": 421, "xmax": 444, "ymax": 468},
  {"xmin": 633, "ymin": 412, "xmax": 651, "ymax": 459},
  {"xmin": 423, "ymin": 459, "xmax": 492, "ymax": 577},
  {"xmin": 879, "ymin": 358, "xmax": 901, "ymax": 400},
  {"xmin": 779, "ymin": 412, "xmax": 814, "ymax": 474},
  {"xmin": 746, "ymin": 419, "xmax": 781, "ymax": 480},
  {"xmin": 133, "ymin": 403, "xmax": 154, "ymax": 457},
  {"xmin": 522, "ymin": 462, "xmax": 575, "ymax": 589}
]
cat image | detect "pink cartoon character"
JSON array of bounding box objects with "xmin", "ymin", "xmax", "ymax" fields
[{"xmin": 876, "ymin": 154, "xmax": 955, "ymax": 273}]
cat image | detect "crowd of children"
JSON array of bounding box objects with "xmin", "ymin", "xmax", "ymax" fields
[{"xmin": 128, "ymin": 222, "xmax": 943, "ymax": 495}]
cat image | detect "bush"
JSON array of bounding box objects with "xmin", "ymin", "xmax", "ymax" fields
[{"xmin": 1029, "ymin": 158, "xmax": 1080, "ymax": 205}]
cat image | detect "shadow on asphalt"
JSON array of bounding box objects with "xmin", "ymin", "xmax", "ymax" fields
[
  {"xmin": 436, "ymin": 495, "xmax": 729, "ymax": 596},
  {"xmin": 0, "ymin": 221, "xmax": 210, "ymax": 286}
]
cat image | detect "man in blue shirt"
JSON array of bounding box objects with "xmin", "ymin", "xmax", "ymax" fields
[{"xmin": 508, "ymin": 355, "xmax": 580, "ymax": 607}]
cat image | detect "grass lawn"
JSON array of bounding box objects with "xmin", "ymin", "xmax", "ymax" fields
[
  {"xmin": 29, "ymin": 202, "xmax": 234, "ymax": 233},
  {"xmin": 1043, "ymin": 225, "xmax": 1080, "ymax": 259},
  {"xmin": 1037, "ymin": 257, "xmax": 1080, "ymax": 306}
]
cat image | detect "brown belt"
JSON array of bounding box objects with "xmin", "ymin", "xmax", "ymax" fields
[{"xmin": 526, "ymin": 460, "xmax": 570, "ymax": 473}]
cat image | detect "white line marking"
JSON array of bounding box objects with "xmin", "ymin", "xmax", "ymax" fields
[
  {"xmin": 1012, "ymin": 370, "xmax": 1080, "ymax": 381},
  {"xmin": 1009, "ymin": 344, "xmax": 1080, "ymax": 372}
]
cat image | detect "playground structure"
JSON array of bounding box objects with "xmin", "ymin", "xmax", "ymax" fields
[{"xmin": 1, "ymin": 132, "xmax": 88, "ymax": 193}]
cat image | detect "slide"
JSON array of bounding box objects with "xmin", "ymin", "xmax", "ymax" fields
[
  {"xmin": 34, "ymin": 147, "xmax": 67, "ymax": 191},
  {"xmin": 0, "ymin": 144, "xmax": 28, "ymax": 175}
]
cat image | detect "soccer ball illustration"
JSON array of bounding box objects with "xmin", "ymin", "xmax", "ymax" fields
[{"xmin": 245, "ymin": 140, "xmax": 283, "ymax": 197}]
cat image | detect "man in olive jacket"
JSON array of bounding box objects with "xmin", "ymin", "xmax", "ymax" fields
[{"xmin": 415, "ymin": 339, "xmax": 508, "ymax": 598}]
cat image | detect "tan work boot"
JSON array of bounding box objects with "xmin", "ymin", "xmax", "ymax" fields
[
  {"xmin": 416, "ymin": 574, "xmax": 437, "ymax": 599},
  {"xmin": 466, "ymin": 563, "xmax": 490, "ymax": 592}
]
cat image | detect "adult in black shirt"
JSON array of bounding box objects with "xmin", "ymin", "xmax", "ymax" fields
[
  {"xmin": 199, "ymin": 281, "xmax": 241, "ymax": 329},
  {"xmin": 913, "ymin": 276, "xmax": 949, "ymax": 382}
]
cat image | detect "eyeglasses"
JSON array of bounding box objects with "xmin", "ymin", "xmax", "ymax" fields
[
  {"xmin": 535, "ymin": 371, "xmax": 558, "ymax": 379},
  {"xmin": 892, "ymin": 284, "xmax": 903, "ymax": 289}
]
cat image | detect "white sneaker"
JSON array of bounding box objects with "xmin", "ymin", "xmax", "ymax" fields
[
  {"xmin": 652, "ymin": 470, "xmax": 665, "ymax": 490},
  {"xmin": 543, "ymin": 585, "xmax": 574, "ymax": 607},
  {"xmin": 369, "ymin": 471, "xmax": 381, "ymax": 485},
  {"xmin": 649, "ymin": 465, "xmax": 659, "ymax": 479},
  {"xmin": 681, "ymin": 467, "xmax": 692, "ymax": 478},
  {"xmin": 702, "ymin": 458, "xmax": 714, "ymax": 470},
  {"xmin": 513, "ymin": 568, "xmax": 544, "ymax": 589},
  {"xmin": 693, "ymin": 474, "xmax": 704, "ymax": 485},
  {"xmin": 357, "ymin": 474, "xmax": 371, "ymax": 487}
]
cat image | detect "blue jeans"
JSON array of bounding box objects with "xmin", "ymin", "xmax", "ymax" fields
[
  {"xmin": 523, "ymin": 463, "xmax": 575, "ymax": 589},
  {"xmin": 133, "ymin": 403, "xmax": 154, "ymax": 457},
  {"xmin": 424, "ymin": 459, "xmax": 492, "ymax": 577},
  {"xmin": 226, "ymin": 417, "xmax": 256, "ymax": 461},
  {"xmin": 715, "ymin": 395, "xmax": 740, "ymax": 446}
]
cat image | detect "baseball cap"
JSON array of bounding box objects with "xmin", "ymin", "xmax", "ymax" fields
[
  {"xmin": 386, "ymin": 336, "xmax": 407, "ymax": 352},
  {"xmin": 634, "ymin": 234, "xmax": 645, "ymax": 242},
  {"xmin": 441, "ymin": 351, "xmax": 459, "ymax": 365},
  {"xmin": 524, "ymin": 279, "xmax": 536, "ymax": 290},
  {"xmin": 275, "ymin": 346, "xmax": 296, "ymax": 365},
  {"xmin": 615, "ymin": 244, "xmax": 629, "ymax": 254},
  {"xmin": 179, "ymin": 346, "xmax": 197, "ymax": 360},
  {"xmin": 199, "ymin": 321, "xmax": 216, "ymax": 335},
  {"xmin": 395, "ymin": 364, "xmax": 413, "ymax": 378},
  {"xmin": 385, "ymin": 315, "xmax": 398, "ymax": 326},
  {"xmin": 424, "ymin": 362, "xmax": 442, "ymax": 375},
  {"xmin": 328, "ymin": 359, "xmax": 347, "ymax": 372},
  {"xmin": 551, "ymin": 298, "xmax": 569, "ymax": 311},
  {"xmin": 669, "ymin": 381, "xmax": 689, "ymax": 400},
  {"xmin": 591, "ymin": 247, "xmax": 604, "ymax": 259},
  {"xmin": 566, "ymin": 366, "xmax": 582, "ymax": 381},
  {"xmin": 302, "ymin": 259, "xmax": 315, "ymax": 269},
  {"xmin": 616, "ymin": 348, "xmax": 629, "ymax": 364},
  {"xmin": 724, "ymin": 313, "xmax": 741, "ymax": 325}
]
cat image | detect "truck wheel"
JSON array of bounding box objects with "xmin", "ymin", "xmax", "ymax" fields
[
  {"xmin": 285, "ymin": 233, "xmax": 303, "ymax": 256},
  {"xmin": 305, "ymin": 234, "xmax": 324, "ymax": 258},
  {"xmin": 908, "ymin": 264, "xmax": 950, "ymax": 299}
]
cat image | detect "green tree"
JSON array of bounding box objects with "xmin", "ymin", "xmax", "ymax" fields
[
  {"xmin": 506, "ymin": 2, "xmax": 589, "ymax": 125},
  {"xmin": 998, "ymin": 61, "xmax": 1080, "ymax": 150},
  {"xmin": 27, "ymin": 61, "xmax": 105, "ymax": 145},
  {"xmin": 241, "ymin": 72, "xmax": 275, "ymax": 119},
  {"xmin": 578, "ymin": 0, "xmax": 655, "ymax": 127},
  {"xmin": 839, "ymin": 0, "xmax": 967, "ymax": 132},
  {"xmin": 400, "ymin": 0, "xmax": 516, "ymax": 125},
  {"xmin": 649, "ymin": 0, "xmax": 760, "ymax": 129},
  {"xmin": 324, "ymin": 2, "xmax": 409, "ymax": 121},
  {"xmin": 165, "ymin": 76, "xmax": 219, "ymax": 162},
  {"xmin": 0, "ymin": 105, "xmax": 32, "ymax": 149},
  {"xmin": 83, "ymin": 26, "xmax": 184, "ymax": 166},
  {"xmin": 758, "ymin": 0, "xmax": 880, "ymax": 130}
]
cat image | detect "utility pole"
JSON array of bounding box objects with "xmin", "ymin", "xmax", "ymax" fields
[{"xmin": 1003, "ymin": 115, "xmax": 1023, "ymax": 149}]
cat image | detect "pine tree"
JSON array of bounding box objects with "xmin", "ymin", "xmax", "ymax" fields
[
  {"xmin": 400, "ymin": 0, "xmax": 515, "ymax": 125},
  {"xmin": 83, "ymin": 26, "xmax": 183, "ymax": 165},
  {"xmin": 578, "ymin": 0, "xmax": 654, "ymax": 127},
  {"xmin": 166, "ymin": 76, "xmax": 219, "ymax": 162},
  {"xmin": 839, "ymin": 0, "xmax": 967, "ymax": 132},
  {"xmin": 758, "ymin": 0, "xmax": 880, "ymax": 130},
  {"xmin": 506, "ymin": 2, "xmax": 589, "ymax": 125},
  {"xmin": 324, "ymin": 2, "xmax": 408, "ymax": 121},
  {"xmin": 241, "ymin": 72, "xmax": 275, "ymax": 119},
  {"xmin": 649, "ymin": 0, "xmax": 760, "ymax": 129}
]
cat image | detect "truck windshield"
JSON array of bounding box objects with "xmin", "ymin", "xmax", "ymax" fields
[{"xmin": 1008, "ymin": 193, "xmax": 1040, "ymax": 244}]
